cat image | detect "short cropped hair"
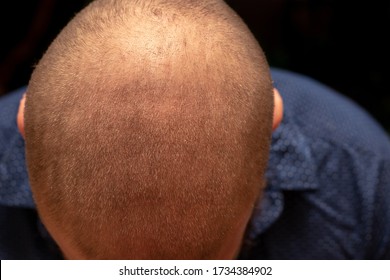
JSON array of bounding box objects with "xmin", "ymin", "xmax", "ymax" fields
[{"xmin": 25, "ymin": 0, "xmax": 274, "ymax": 259}]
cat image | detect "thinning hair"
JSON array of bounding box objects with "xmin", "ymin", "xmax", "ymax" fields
[{"xmin": 25, "ymin": 0, "xmax": 274, "ymax": 259}]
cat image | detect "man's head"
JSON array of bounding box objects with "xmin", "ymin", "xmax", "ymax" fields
[{"xmin": 18, "ymin": 0, "xmax": 282, "ymax": 259}]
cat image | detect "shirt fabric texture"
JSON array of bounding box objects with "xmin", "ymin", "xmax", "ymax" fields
[{"xmin": 1, "ymin": 68, "xmax": 389, "ymax": 259}]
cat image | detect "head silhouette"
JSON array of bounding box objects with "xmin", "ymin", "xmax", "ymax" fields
[{"xmin": 22, "ymin": 0, "xmax": 278, "ymax": 259}]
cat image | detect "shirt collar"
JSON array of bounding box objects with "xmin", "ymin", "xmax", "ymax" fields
[{"xmin": 246, "ymin": 115, "xmax": 320, "ymax": 240}]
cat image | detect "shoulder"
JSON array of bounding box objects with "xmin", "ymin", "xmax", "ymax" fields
[
  {"xmin": 270, "ymin": 67, "xmax": 390, "ymax": 156},
  {"xmin": 0, "ymin": 87, "xmax": 25, "ymax": 143},
  {"xmin": 244, "ymin": 69, "xmax": 390, "ymax": 259},
  {"xmin": 0, "ymin": 87, "xmax": 34, "ymax": 208},
  {"xmin": 0, "ymin": 87, "xmax": 26, "ymax": 169}
]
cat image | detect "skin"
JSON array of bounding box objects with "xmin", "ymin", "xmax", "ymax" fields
[{"xmin": 16, "ymin": 88, "xmax": 284, "ymax": 258}]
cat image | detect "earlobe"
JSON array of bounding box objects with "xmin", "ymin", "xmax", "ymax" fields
[
  {"xmin": 272, "ymin": 88, "xmax": 284, "ymax": 131},
  {"xmin": 17, "ymin": 94, "xmax": 26, "ymax": 139}
]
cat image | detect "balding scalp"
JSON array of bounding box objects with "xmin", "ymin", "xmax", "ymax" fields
[{"xmin": 25, "ymin": 0, "xmax": 273, "ymax": 259}]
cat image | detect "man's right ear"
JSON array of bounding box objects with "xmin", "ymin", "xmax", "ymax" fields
[{"xmin": 17, "ymin": 94, "xmax": 26, "ymax": 139}]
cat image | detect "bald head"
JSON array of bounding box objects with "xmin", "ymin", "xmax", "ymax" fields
[{"xmin": 25, "ymin": 0, "xmax": 274, "ymax": 259}]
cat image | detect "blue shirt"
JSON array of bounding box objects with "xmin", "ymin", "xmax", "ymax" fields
[{"xmin": 1, "ymin": 68, "xmax": 389, "ymax": 259}]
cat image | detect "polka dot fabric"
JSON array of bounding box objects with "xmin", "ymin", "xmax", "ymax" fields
[
  {"xmin": 240, "ymin": 69, "xmax": 390, "ymax": 259},
  {"xmin": 0, "ymin": 87, "xmax": 34, "ymax": 208}
]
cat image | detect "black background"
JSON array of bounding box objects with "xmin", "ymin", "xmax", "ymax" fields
[{"xmin": 1, "ymin": 0, "xmax": 389, "ymax": 131}]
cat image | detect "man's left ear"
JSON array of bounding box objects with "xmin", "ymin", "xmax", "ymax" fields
[
  {"xmin": 17, "ymin": 94, "xmax": 26, "ymax": 139},
  {"xmin": 272, "ymin": 88, "xmax": 283, "ymax": 131}
]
